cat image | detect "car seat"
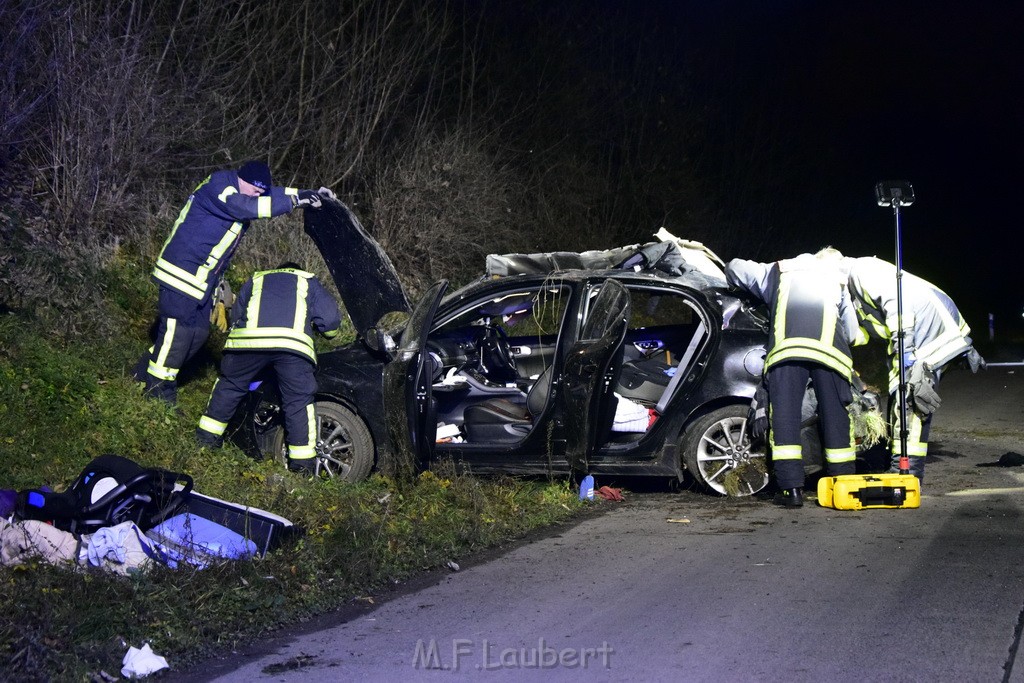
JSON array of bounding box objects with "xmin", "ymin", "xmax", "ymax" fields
[
  {"xmin": 16, "ymin": 454, "xmax": 192, "ymax": 535},
  {"xmin": 462, "ymin": 365, "xmax": 553, "ymax": 442}
]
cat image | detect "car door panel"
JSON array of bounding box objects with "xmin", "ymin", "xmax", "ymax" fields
[
  {"xmin": 562, "ymin": 280, "xmax": 631, "ymax": 476},
  {"xmin": 382, "ymin": 280, "xmax": 447, "ymax": 475}
]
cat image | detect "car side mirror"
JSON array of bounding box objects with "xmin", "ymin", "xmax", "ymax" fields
[{"xmin": 363, "ymin": 327, "xmax": 397, "ymax": 357}]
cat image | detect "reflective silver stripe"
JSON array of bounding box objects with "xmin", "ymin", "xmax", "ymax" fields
[
  {"xmin": 257, "ymin": 196, "xmax": 272, "ymax": 218},
  {"xmin": 198, "ymin": 415, "xmax": 228, "ymax": 436}
]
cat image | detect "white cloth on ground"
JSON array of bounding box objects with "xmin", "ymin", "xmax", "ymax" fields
[
  {"xmin": 79, "ymin": 521, "xmax": 157, "ymax": 575},
  {"xmin": 0, "ymin": 518, "xmax": 78, "ymax": 566},
  {"xmin": 122, "ymin": 642, "xmax": 169, "ymax": 678}
]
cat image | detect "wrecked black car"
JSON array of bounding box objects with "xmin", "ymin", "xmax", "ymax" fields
[{"xmin": 229, "ymin": 200, "xmax": 773, "ymax": 496}]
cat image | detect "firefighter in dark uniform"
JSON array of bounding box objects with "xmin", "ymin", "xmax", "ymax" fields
[
  {"xmin": 726, "ymin": 251, "xmax": 859, "ymax": 507},
  {"xmin": 196, "ymin": 263, "xmax": 342, "ymax": 474},
  {"xmin": 844, "ymin": 255, "xmax": 984, "ymax": 480},
  {"xmin": 135, "ymin": 160, "xmax": 325, "ymax": 404}
]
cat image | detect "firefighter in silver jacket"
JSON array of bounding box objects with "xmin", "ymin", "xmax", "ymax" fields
[
  {"xmin": 726, "ymin": 251, "xmax": 859, "ymax": 507},
  {"xmin": 844, "ymin": 256, "xmax": 984, "ymax": 480}
]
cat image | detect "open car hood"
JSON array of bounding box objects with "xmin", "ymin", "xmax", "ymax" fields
[{"xmin": 304, "ymin": 199, "xmax": 410, "ymax": 335}]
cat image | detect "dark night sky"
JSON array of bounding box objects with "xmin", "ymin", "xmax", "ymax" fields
[{"xmin": 635, "ymin": 1, "xmax": 1024, "ymax": 337}]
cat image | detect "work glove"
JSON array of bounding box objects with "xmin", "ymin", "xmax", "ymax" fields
[
  {"xmin": 859, "ymin": 390, "xmax": 880, "ymax": 412},
  {"xmin": 965, "ymin": 347, "xmax": 986, "ymax": 373},
  {"xmin": 211, "ymin": 302, "xmax": 229, "ymax": 333},
  {"xmin": 908, "ymin": 362, "xmax": 941, "ymax": 415},
  {"xmin": 317, "ymin": 186, "xmax": 337, "ymax": 201},
  {"xmin": 295, "ymin": 189, "xmax": 322, "ymax": 209},
  {"xmin": 210, "ymin": 278, "xmax": 234, "ymax": 333}
]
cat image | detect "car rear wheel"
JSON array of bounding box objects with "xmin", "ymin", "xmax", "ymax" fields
[
  {"xmin": 271, "ymin": 401, "xmax": 374, "ymax": 482},
  {"xmin": 680, "ymin": 405, "xmax": 768, "ymax": 497}
]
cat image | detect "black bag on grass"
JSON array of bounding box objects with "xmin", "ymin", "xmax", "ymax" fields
[{"xmin": 16, "ymin": 454, "xmax": 192, "ymax": 535}]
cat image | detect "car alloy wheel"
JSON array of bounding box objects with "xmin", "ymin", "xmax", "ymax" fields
[{"xmin": 681, "ymin": 405, "xmax": 768, "ymax": 497}]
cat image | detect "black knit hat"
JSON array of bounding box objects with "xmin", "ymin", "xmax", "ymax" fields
[{"xmin": 238, "ymin": 160, "xmax": 272, "ymax": 193}]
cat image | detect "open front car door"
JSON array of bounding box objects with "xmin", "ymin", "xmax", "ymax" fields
[{"xmin": 382, "ymin": 280, "xmax": 448, "ymax": 476}]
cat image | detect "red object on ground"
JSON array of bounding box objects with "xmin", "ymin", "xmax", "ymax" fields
[{"xmin": 596, "ymin": 486, "xmax": 624, "ymax": 501}]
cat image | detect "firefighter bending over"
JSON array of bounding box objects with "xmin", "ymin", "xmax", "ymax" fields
[
  {"xmin": 726, "ymin": 250, "xmax": 859, "ymax": 507},
  {"xmin": 196, "ymin": 263, "xmax": 342, "ymax": 475},
  {"xmin": 843, "ymin": 256, "xmax": 984, "ymax": 481}
]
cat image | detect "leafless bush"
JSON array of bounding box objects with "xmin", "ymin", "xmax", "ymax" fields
[
  {"xmin": 0, "ymin": 1, "xmax": 46, "ymax": 172},
  {"xmin": 367, "ymin": 126, "xmax": 528, "ymax": 292}
]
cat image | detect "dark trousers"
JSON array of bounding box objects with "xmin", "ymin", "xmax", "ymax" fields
[
  {"xmin": 135, "ymin": 287, "xmax": 212, "ymax": 404},
  {"xmin": 199, "ymin": 352, "xmax": 317, "ymax": 459},
  {"xmin": 769, "ymin": 362, "xmax": 854, "ymax": 489}
]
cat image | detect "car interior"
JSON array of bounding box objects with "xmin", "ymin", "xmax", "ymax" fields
[{"xmin": 427, "ymin": 281, "xmax": 709, "ymax": 446}]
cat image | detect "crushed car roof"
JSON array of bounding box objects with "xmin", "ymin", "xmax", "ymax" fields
[{"xmin": 484, "ymin": 227, "xmax": 728, "ymax": 290}]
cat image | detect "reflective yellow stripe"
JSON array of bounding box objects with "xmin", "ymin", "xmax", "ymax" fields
[
  {"xmin": 154, "ymin": 221, "xmax": 241, "ymax": 300},
  {"xmin": 257, "ymin": 196, "xmax": 272, "ymax": 218},
  {"xmin": 198, "ymin": 415, "xmax": 228, "ymax": 436},
  {"xmin": 767, "ymin": 342, "xmax": 853, "ymax": 378},
  {"xmin": 148, "ymin": 319, "xmax": 179, "ymax": 380},
  {"xmin": 153, "ymin": 257, "xmax": 208, "ymax": 299},
  {"xmin": 148, "ymin": 362, "xmax": 178, "ymax": 380},
  {"xmin": 218, "ymin": 185, "xmax": 238, "ymax": 202},
  {"xmin": 772, "ymin": 445, "xmax": 802, "ymax": 460},
  {"xmin": 825, "ymin": 447, "xmax": 857, "ymax": 463},
  {"xmin": 224, "ymin": 334, "xmax": 316, "ymax": 360},
  {"xmin": 892, "ymin": 409, "xmax": 928, "ymax": 456},
  {"xmin": 288, "ymin": 445, "xmax": 316, "ymax": 459},
  {"xmin": 249, "ymin": 274, "xmax": 265, "ymax": 326},
  {"xmin": 284, "ymin": 187, "xmax": 298, "ymax": 196},
  {"xmin": 294, "ymin": 276, "xmax": 308, "ymax": 331},
  {"xmin": 322, "ymin": 327, "xmax": 340, "ymax": 339}
]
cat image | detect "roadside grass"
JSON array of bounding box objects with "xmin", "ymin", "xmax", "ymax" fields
[{"xmin": 0, "ymin": 297, "xmax": 583, "ymax": 680}]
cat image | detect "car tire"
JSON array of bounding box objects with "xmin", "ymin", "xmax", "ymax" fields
[
  {"xmin": 270, "ymin": 401, "xmax": 375, "ymax": 482},
  {"xmin": 680, "ymin": 404, "xmax": 768, "ymax": 497}
]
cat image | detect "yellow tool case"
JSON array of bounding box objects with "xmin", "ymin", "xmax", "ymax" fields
[{"xmin": 817, "ymin": 473, "xmax": 921, "ymax": 510}]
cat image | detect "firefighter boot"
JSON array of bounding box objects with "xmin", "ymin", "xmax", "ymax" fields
[
  {"xmin": 288, "ymin": 457, "xmax": 318, "ymax": 476},
  {"xmin": 773, "ymin": 487, "xmax": 804, "ymax": 508}
]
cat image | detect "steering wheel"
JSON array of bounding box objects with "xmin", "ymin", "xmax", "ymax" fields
[{"xmin": 477, "ymin": 324, "xmax": 518, "ymax": 383}]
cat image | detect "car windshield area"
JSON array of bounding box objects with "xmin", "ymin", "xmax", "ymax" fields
[{"xmin": 427, "ymin": 284, "xmax": 571, "ymax": 445}]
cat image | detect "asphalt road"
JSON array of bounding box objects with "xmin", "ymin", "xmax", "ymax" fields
[{"xmin": 174, "ymin": 366, "xmax": 1024, "ymax": 682}]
